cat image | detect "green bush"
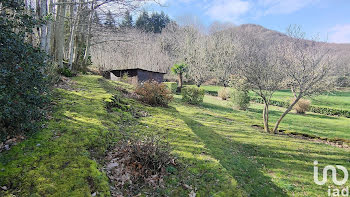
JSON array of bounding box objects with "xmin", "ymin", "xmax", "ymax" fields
[
  {"xmin": 231, "ymin": 89, "xmax": 250, "ymax": 110},
  {"xmin": 181, "ymin": 87, "xmax": 205, "ymax": 105},
  {"xmin": 336, "ymin": 76, "xmax": 350, "ymax": 87},
  {"xmin": 0, "ymin": 1, "xmax": 50, "ymax": 140},
  {"xmin": 164, "ymin": 82, "xmax": 177, "ymax": 93},
  {"xmin": 58, "ymin": 66, "xmax": 74, "ymax": 77},
  {"xmin": 135, "ymin": 80, "xmax": 173, "ymax": 107}
]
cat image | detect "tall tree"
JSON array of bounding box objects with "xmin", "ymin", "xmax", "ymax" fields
[
  {"xmin": 272, "ymin": 25, "xmax": 334, "ymax": 133},
  {"xmin": 135, "ymin": 10, "xmax": 151, "ymax": 32},
  {"xmin": 120, "ymin": 10, "xmax": 133, "ymax": 28},
  {"xmin": 235, "ymin": 33, "xmax": 284, "ymax": 133},
  {"xmin": 136, "ymin": 11, "xmax": 171, "ymax": 33}
]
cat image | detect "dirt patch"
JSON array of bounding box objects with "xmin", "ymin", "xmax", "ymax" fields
[{"xmin": 54, "ymin": 76, "xmax": 77, "ymax": 91}]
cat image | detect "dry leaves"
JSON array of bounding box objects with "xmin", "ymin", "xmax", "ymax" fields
[
  {"xmin": 0, "ymin": 135, "xmax": 25, "ymax": 152},
  {"xmin": 105, "ymin": 138, "xmax": 175, "ymax": 196}
]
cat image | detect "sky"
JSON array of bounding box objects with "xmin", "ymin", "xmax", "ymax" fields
[{"xmin": 143, "ymin": 0, "xmax": 350, "ymax": 43}]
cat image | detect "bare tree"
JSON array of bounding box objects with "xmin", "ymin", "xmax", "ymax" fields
[
  {"xmin": 272, "ymin": 25, "xmax": 334, "ymax": 133},
  {"xmin": 180, "ymin": 26, "xmax": 210, "ymax": 87},
  {"xmin": 209, "ymin": 27, "xmax": 238, "ymax": 87},
  {"xmin": 91, "ymin": 28, "xmax": 172, "ymax": 73},
  {"xmin": 235, "ymin": 32, "xmax": 285, "ymax": 132}
]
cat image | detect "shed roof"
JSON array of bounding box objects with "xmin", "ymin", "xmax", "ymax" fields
[{"xmin": 110, "ymin": 68, "xmax": 167, "ymax": 74}]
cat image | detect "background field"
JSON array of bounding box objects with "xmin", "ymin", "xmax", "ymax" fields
[{"xmin": 185, "ymin": 85, "xmax": 350, "ymax": 110}]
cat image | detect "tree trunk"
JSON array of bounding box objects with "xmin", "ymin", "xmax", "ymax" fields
[
  {"xmin": 68, "ymin": 0, "xmax": 76, "ymax": 70},
  {"xmin": 83, "ymin": 2, "xmax": 95, "ymax": 67},
  {"xmin": 176, "ymin": 73, "xmax": 183, "ymax": 93},
  {"xmin": 55, "ymin": 0, "xmax": 66, "ymax": 68},
  {"xmin": 68, "ymin": 21, "xmax": 77, "ymax": 69},
  {"xmin": 179, "ymin": 73, "xmax": 183, "ymax": 88},
  {"xmin": 39, "ymin": 0, "xmax": 47, "ymax": 51},
  {"xmin": 45, "ymin": 0, "xmax": 53, "ymax": 54},
  {"xmin": 263, "ymin": 103, "xmax": 270, "ymax": 133},
  {"xmin": 272, "ymin": 95, "xmax": 302, "ymax": 133}
]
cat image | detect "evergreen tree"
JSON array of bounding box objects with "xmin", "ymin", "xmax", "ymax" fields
[
  {"xmin": 150, "ymin": 11, "xmax": 170, "ymax": 33},
  {"xmin": 136, "ymin": 11, "xmax": 151, "ymax": 32},
  {"xmin": 136, "ymin": 11, "xmax": 171, "ymax": 33},
  {"xmin": 120, "ymin": 11, "xmax": 133, "ymax": 28}
]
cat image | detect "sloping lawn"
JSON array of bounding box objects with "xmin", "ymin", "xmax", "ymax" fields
[
  {"xmin": 168, "ymin": 95, "xmax": 350, "ymax": 196},
  {"xmin": 1, "ymin": 76, "xmax": 348, "ymax": 196},
  {"xmin": 0, "ymin": 76, "xmax": 242, "ymax": 196}
]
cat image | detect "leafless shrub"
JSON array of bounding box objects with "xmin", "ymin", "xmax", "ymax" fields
[
  {"xmin": 105, "ymin": 138, "xmax": 176, "ymax": 196},
  {"xmin": 292, "ymin": 98, "xmax": 311, "ymax": 114},
  {"xmin": 218, "ymin": 88, "xmax": 231, "ymax": 100}
]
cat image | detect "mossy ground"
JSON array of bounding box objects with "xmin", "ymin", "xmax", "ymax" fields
[{"xmin": 1, "ymin": 75, "xmax": 349, "ymax": 196}]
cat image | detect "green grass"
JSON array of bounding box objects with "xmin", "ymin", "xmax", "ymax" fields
[
  {"xmin": 0, "ymin": 76, "xmax": 242, "ymax": 196},
  {"xmin": 203, "ymin": 95, "xmax": 350, "ymax": 141},
  {"xmin": 1, "ymin": 76, "xmax": 349, "ymax": 196},
  {"xmin": 270, "ymin": 89, "xmax": 350, "ymax": 111},
  {"xmin": 168, "ymin": 95, "xmax": 350, "ymax": 196},
  {"xmin": 191, "ymin": 85, "xmax": 350, "ymax": 111}
]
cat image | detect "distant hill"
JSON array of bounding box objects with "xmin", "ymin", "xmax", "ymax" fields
[
  {"xmin": 227, "ymin": 24, "xmax": 350, "ymax": 74},
  {"xmin": 233, "ymin": 24, "xmax": 350, "ymax": 54}
]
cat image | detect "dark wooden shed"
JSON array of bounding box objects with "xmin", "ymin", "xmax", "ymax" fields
[{"xmin": 109, "ymin": 68, "xmax": 166, "ymax": 85}]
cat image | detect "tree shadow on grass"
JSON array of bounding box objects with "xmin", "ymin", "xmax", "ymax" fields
[{"xmin": 177, "ymin": 113, "xmax": 288, "ymax": 197}]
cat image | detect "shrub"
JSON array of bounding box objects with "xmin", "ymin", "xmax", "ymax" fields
[
  {"xmin": 336, "ymin": 76, "xmax": 350, "ymax": 87},
  {"xmin": 181, "ymin": 87, "xmax": 205, "ymax": 105},
  {"xmin": 218, "ymin": 88, "xmax": 231, "ymax": 100},
  {"xmin": 231, "ymin": 89, "xmax": 250, "ymax": 110},
  {"xmin": 58, "ymin": 66, "xmax": 74, "ymax": 77},
  {"xmin": 121, "ymin": 72, "xmax": 129, "ymax": 83},
  {"xmin": 292, "ymin": 98, "xmax": 311, "ymax": 114},
  {"xmin": 164, "ymin": 82, "xmax": 177, "ymax": 93},
  {"xmin": 135, "ymin": 80, "xmax": 173, "ymax": 106},
  {"xmin": 0, "ymin": 1, "xmax": 50, "ymax": 140}
]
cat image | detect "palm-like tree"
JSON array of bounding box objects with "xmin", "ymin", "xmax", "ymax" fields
[{"xmin": 171, "ymin": 63, "xmax": 188, "ymax": 92}]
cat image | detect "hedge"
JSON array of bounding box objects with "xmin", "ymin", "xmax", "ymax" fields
[
  {"xmin": 250, "ymin": 97, "xmax": 350, "ymax": 118},
  {"xmin": 181, "ymin": 87, "xmax": 205, "ymax": 105}
]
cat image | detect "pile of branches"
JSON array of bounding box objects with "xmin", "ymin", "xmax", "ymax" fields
[{"xmin": 105, "ymin": 138, "xmax": 176, "ymax": 196}]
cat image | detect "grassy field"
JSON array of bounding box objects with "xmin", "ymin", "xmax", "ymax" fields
[
  {"xmin": 1, "ymin": 75, "xmax": 349, "ymax": 196},
  {"xmin": 188, "ymin": 85, "xmax": 350, "ymax": 111},
  {"xmin": 202, "ymin": 95, "xmax": 350, "ymax": 141},
  {"xmin": 259, "ymin": 89, "xmax": 350, "ymax": 111}
]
